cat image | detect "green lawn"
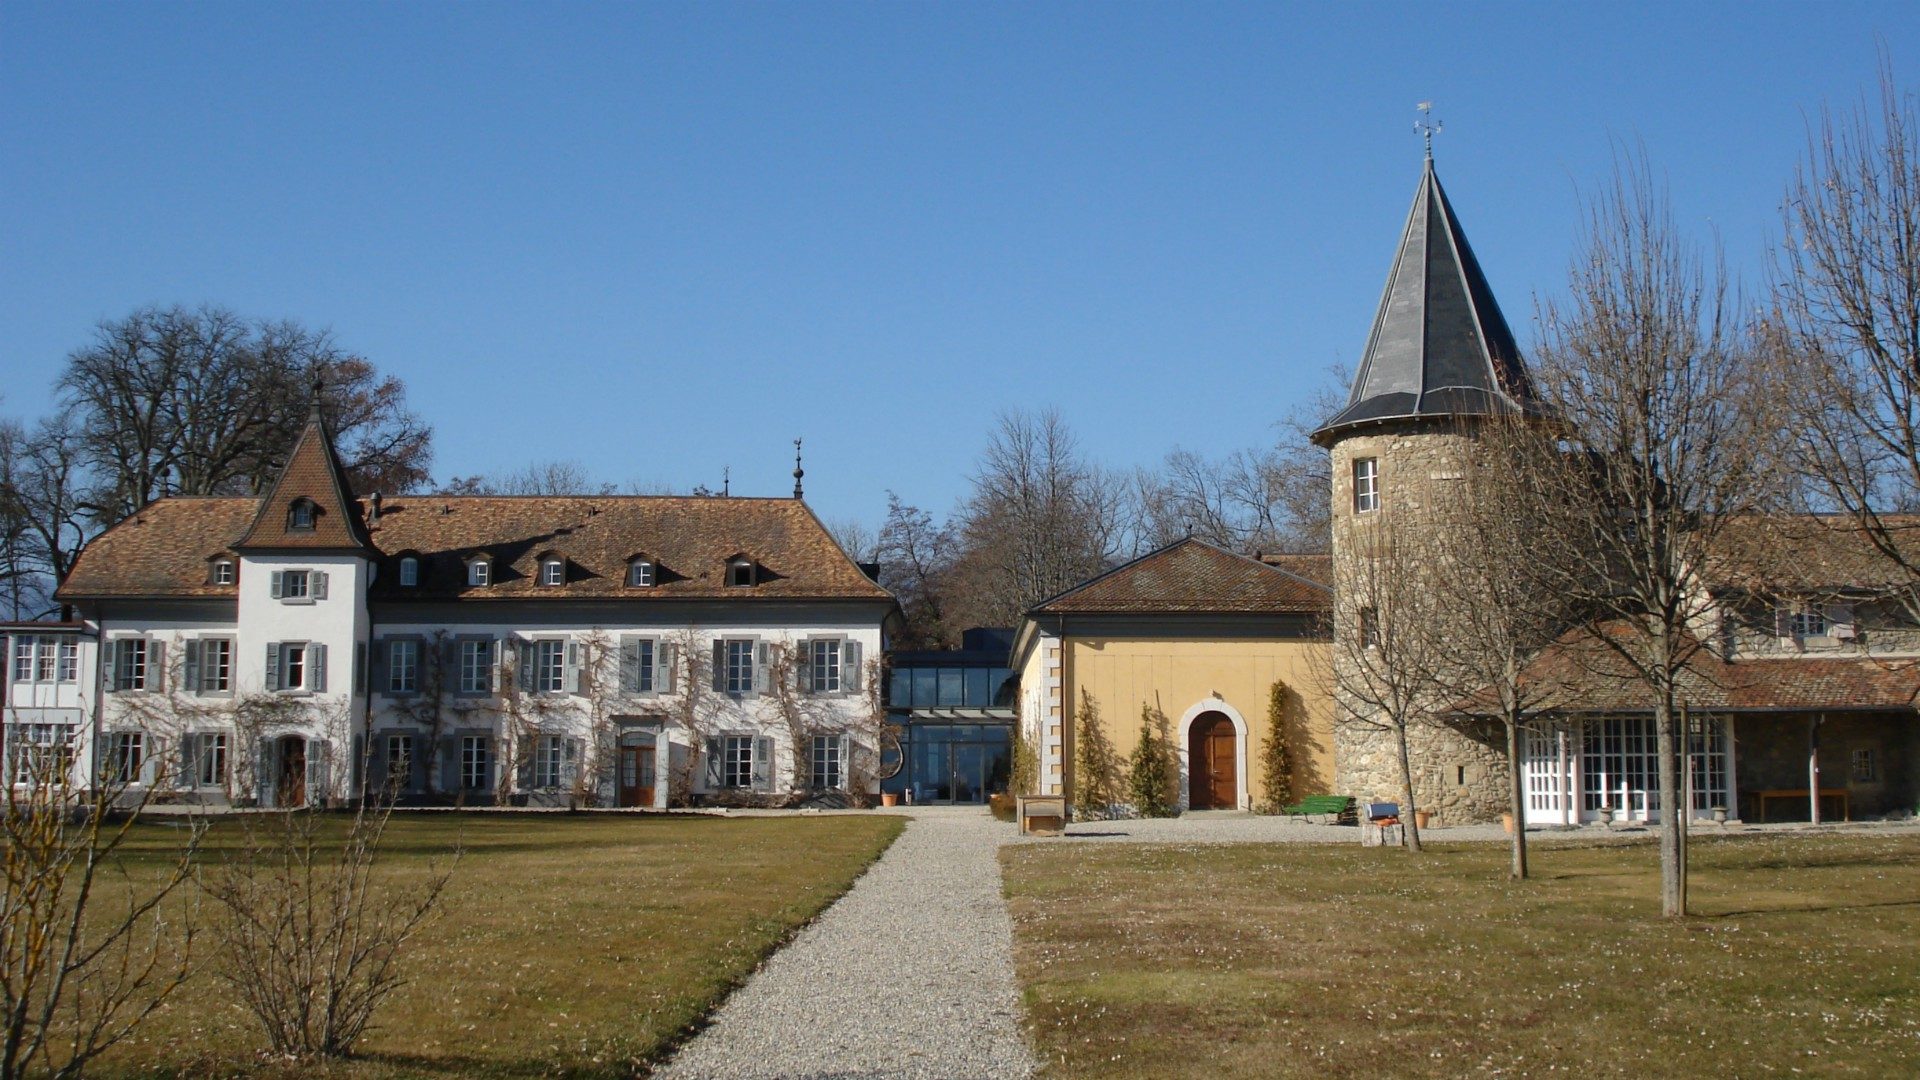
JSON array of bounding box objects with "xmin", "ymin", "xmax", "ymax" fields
[
  {"xmin": 1003, "ymin": 833, "xmax": 1920, "ymax": 1078},
  {"xmin": 96, "ymin": 811, "xmax": 903, "ymax": 1079}
]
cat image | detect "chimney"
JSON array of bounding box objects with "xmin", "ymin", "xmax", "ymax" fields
[{"xmin": 368, "ymin": 492, "xmax": 383, "ymax": 522}]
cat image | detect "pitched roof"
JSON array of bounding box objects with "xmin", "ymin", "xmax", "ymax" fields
[
  {"xmin": 1312, "ymin": 159, "xmax": 1544, "ymax": 444},
  {"xmin": 1461, "ymin": 622, "xmax": 1920, "ymax": 715},
  {"xmin": 367, "ymin": 495, "xmax": 891, "ymax": 601},
  {"xmin": 233, "ymin": 404, "xmax": 374, "ymax": 553},
  {"xmin": 58, "ymin": 493, "xmax": 892, "ymax": 604},
  {"xmin": 1706, "ymin": 515, "xmax": 1920, "ymax": 594},
  {"xmin": 1257, "ymin": 553, "xmax": 1332, "ymax": 587},
  {"xmin": 57, "ymin": 498, "xmax": 254, "ymax": 600},
  {"xmin": 1028, "ymin": 538, "xmax": 1330, "ymax": 616}
]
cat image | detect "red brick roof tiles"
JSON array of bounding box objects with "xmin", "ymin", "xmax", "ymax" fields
[{"xmin": 1030, "ymin": 538, "xmax": 1330, "ymax": 615}]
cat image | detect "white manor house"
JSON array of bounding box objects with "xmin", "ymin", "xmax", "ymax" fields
[{"xmin": 13, "ymin": 404, "xmax": 895, "ymax": 808}]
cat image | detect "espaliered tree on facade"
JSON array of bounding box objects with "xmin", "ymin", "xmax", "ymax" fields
[
  {"xmin": 1523, "ymin": 154, "xmax": 1784, "ymax": 916},
  {"xmin": 1260, "ymin": 681, "xmax": 1296, "ymax": 813},
  {"xmin": 1126, "ymin": 704, "xmax": 1177, "ymax": 817},
  {"xmin": 1070, "ymin": 689, "xmax": 1119, "ymax": 820}
]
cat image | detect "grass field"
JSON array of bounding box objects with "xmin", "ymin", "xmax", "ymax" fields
[
  {"xmin": 1003, "ymin": 832, "xmax": 1920, "ymax": 1078},
  {"xmin": 91, "ymin": 811, "xmax": 903, "ymax": 1079}
]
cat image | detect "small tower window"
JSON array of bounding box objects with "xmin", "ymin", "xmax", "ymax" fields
[
  {"xmin": 467, "ymin": 558, "xmax": 491, "ymax": 587},
  {"xmin": 399, "ymin": 557, "xmax": 419, "ymax": 587},
  {"xmin": 540, "ymin": 558, "xmax": 566, "ymax": 587},
  {"xmin": 628, "ymin": 560, "xmax": 655, "ymax": 588},
  {"xmin": 288, "ymin": 499, "xmax": 317, "ymax": 531},
  {"xmin": 727, "ymin": 559, "xmax": 757, "ymax": 588},
  {"xmin": 211, "ymin": 559, "xmax": 235, "ymax": 585},
  {"xmin": 1352, "ymin": 458, "xmax": 1380, "ymax": 514}
]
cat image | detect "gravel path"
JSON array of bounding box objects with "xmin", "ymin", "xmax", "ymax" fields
[{"xmin": 656, "ymin": 807, "xmax": 1037, "ymax": 1080}]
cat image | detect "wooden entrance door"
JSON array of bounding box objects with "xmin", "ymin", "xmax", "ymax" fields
[
  {"xmin": 618, "ymin": 743, "xmax": 655, "ymax": 807},
  {"xmin": 276, "ymin": 737, "xmax": 307, "ymax": 808},
  {"xmin": 1188, "ymin": 713, "xmax": 1237, "ymax": 809}
]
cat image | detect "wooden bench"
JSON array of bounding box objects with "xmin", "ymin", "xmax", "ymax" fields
[
  {"xmin": 1754, "ymin": 788, "xmax": 1850, "ymax": 823},
  {"xmin": 1017, "ymin": 794, "xmax": 1068, "ymax": 836},
  {"xmin": 1279, "ymin": 794, "xmax": 1356, "ymax": 824}
]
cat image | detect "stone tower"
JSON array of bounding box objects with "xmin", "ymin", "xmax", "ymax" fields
[{"xmin": 1310, "ymin": 159, "xmax": 1545, "ymax": 824}]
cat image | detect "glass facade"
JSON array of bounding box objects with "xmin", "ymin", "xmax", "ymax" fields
[{"xmin": 888, "ymin": 665, "xmax": 1014, "ymax": 709}]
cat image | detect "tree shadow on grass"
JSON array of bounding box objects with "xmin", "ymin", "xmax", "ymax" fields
[{"xmin": 1706, "ymin": 897, "xmax": 1920, "ymax": 919}]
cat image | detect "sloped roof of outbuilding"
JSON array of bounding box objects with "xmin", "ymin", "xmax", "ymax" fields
[{"xmin": 1028, "ymin": 537, "xmax": 1330, "ymax": 616}]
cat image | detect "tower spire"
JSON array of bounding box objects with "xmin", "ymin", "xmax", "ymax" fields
[
  {"xmin": 792, "ymin": 438, "xmax": 805, "ymax": 499},
  {"xmin": 1415, "ymin": 101, "xmax": 1441, "ymax": 162}
]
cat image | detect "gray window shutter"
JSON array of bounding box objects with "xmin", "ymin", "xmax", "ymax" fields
[
  {"xmin": 839, "ymin": 733, "xmax": 853, "ymax": 789},
  {"xmin": 1826, "ymin": 603, "xmax": 1855, "ymax": 638},
  {"xmin": 753, "ymin": 642, "xmax": 771, "ymax": 695},
  {"xmin": 370, "ymin": 638, "xmax": 389, "ymax": 693},
  {"xmin": 270, "ymin": 571, "xmax": 284, "ymax": 599},
  {"xmin": 704, "ymin": 736, "xmax": 723, "ymax": 787},
  {"xmin": 619, "ymin": 638, "xmax": 641, "ymax": 693},
  {"xmin": 753, "ymin": 735, "xmax": 774, "ymax": 791},
  {"xmin": 516, "ymin": 735, "xmax": 536, "ymax": 789},
  {"xmin": 148, "ymin": 640, "xmax": 166, "ymax": 692},
  {"xmin": 368, "ymin": 734, "xmax": 389, "ymax": 792},
  {"xmin": 658, "ymin": 642, "xmax": 675, "ymax": 693},
  {"xmin": 795, "ymin": 639, "xmax": 812, "ymax": 693},
  {"xmin": 141, "ymin": 736, "xmax": 165, "ymax": 786},
  {"xmin": 350, "ymin": 734, "xmax": 364, "ymax": 796},
  {"xmin": 516, "ymin": 641, "xmax": 534, "ymax": 692},
  {"xmin": 493, "ymin": 638, "xmax": 508, "ymax": 693},
  {"xmin": 178, "ymin": 734, "xmax": 199, "ymax": 790},
  {"xmin": 265, "ymin": 643, "xmax": 282, "ymax": 691},
  {"xmin": 309, "ymin": 643, "xmax": 327, "ymax": 693},
  {"xmin": 564, "ymin": 641, "xmax": 582, "ymax": 695},
  {"xmin": 253, "ymin": 736, "xmax": 274, "ymax": 803},
  {"xmin": 411, "ymin": 737, "xmax": 428, "ymax": 792},
  {"xmin": 1775, "ymin": 605, "xmax": 1793, "ymax": 638},
  {"xmin": 312, "ymin": 571, "xmax": 328, "ymax": 600},
  {"xmin": 440, "ymin": 735, "xmax": 461, "ymax": 793},
  {"xmin": 564, "ymin": 738, "xmax": 581, "ymax": 786},
  {"xmin": 182, "ymin": 641, "xmax": 201, "ymax": 697},
  {"xmin": 711, "ymin": 641, "xmax": 726, "ymax": 693},
  {"xmin": 102, "ymin": 641, "xmax": 117, "ymax": 691},
  {"xmin": 844, "ymin": 641, "xmax": 862, "ymax": 694},
  {"xmin": 307, "ymin": 739, "xmax": 330, "ymax": 802}
]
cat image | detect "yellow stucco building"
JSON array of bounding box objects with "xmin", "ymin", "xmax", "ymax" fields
[{"xmin": 1011, "ymin": 539, "xmax": 1334, "ymax": 811}]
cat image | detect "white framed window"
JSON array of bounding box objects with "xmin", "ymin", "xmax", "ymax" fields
[
  {"xmin": 12, "ymin": 637, "xmax": 77, "ymax": 684},
  {"xmin": 110, "ymin": 638, "xmax": 150, "ymax": 692},
  {"xmin": 467, "ymin": 559, "xmax": 490, "ymax": 587},
  {"xmin": 620, "ymin": 638, "xmax": 655, "ymax": 693},
  {"xmin": 287, "ymin": 500, "xmax": 316, "ymax": 531},
  {"xmin": 810, "ymin": 733, "xmax": 843, "ymax": 790},
  {"xmin": 725, "ymin": 640, "xmax": 755, "ymax": 695},
  {"xmin": 56, "ymin": 639, "xmax": 77, "ymax": 683},
  {"xmin": 810, "ymin": 639, "xmax": 842, "ymax": 694},
  {"xmin": 271, "ymin": 569, "xmax": 326, "ymax": 603},
  {"xmin": 212, "ymin": 559, "xmax": 235, "ymax": 585},
  {"xmin": 1353, "ymin": 457, "xmax": 1380, "ymax": 514},
  {"xmin": 193, "ymin": 733, "xmax": 228, "ymax": 788},
  {"xmin": 1780, "ymin": 604, "xmax": 1827, "ymax": 640},
  {"xmin": 33, "ymin": 640, "xmax": 54, "ymax": 682},
  {"xmin": 1853, "ymin": 748, "xmax": 1878, "ymax": 782},
  {"xmin": 535, "ymin": 734, "xmax": 566, "ymax": 788},
  {"xmin": 459, "ymin": 639, "xmax": 494, "ymax": 695},
  {"xmin": 532, "ymin": 640, "xmax": 566, "ymax": 694},
  {"xmin": 266, "ymin": 641, "xmax": 325, "ymax": 693},
  {"xmin": 727, "ymin": 559, "xmax": 756, "ymax": 587},
  {"xmin": 285, "ymin": 644, "xmax": 307, "ymax": 690},
  {"xmin": 386, "ymin": 734, "xmax": 414, "ymax": 789},
  {"xmin": 1358, "ymin": 606, "xmax": 1380, "ymax": 650},
  {"xmin": 399, "ymin": 557, "xmax": 419, "ymax": 587},
  {"xmin": 388, "ymin": 639, "xmax": 419, "ymax": 694},
  {"xmin": 461, "ymin": 735, "xmax": 491, "ymax": 790},
  {"xmin": 6, "ymin": 723, "xmax": 75, "ymax": 784},
  {"xmin": 10, "ymin": 639, "xmax": 29, "ymax": 683},
  {"xmin": 194, "ymin": 637, "xmax": 234, "ymax": 694},
  {"xmin": 540, "ymin": 559, "xmax": 565, "ymax": 586},
  {"xmin": 722, "ymin": 734, "xmax": 755, "ymax": 788},
  {"xmin": 107, "ymin": 731, "xmax": 144, "ymax": 785},
  {"xmin": 628, "ymin": 560, "xmax": 654, "ymax": 587}
]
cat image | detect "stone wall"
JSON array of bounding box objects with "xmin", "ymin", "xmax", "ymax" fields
[
  {"xmin": 1734, "ymin": 712, "xmax": 1918, "ymax": 820},
  {"xmin": 1333, "ymin": 712, "xmax": 1509, "ymax": 825}
]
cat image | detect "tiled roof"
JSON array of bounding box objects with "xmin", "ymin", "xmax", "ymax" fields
[
  {"xmin": 1462, "ymin": 622, "xmax": 1920, "ymax": 715},
  {"xmin": 1257, "ymin": 553, "xmax": 1332, "ymax": 587},
  {"xmin": 1029, "ymin": 538, "xmax": 1331, "ymax": 615},
  {"xmin": 1707, "ymin": 515, "xmax": 1920, "ymax": 594},
  {"xmin": 366, "ymin": 495, "xmax": 891, "ymax": 601},
  {"xmin": 234, "ymin": 409, "xmax": 375, "ymax": 553},
  {"xmin": 59, "ymin": 494, "xmax": 891, "ymax": 604},
  {"xmin": 58, "ymin": 498, "xmax": 254, "ymax": 600}
]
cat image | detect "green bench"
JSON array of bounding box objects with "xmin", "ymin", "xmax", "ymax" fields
[{"xmin": 1279, "ymin": 794, "xmax": 1356, "ymax": 824}]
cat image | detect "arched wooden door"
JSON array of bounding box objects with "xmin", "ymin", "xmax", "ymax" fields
[
  {"xmin": 1188, "ymin": 713, "xmax": 1238, "ymax": 809},
  {"xmin": 276, "ymin": 736, "xmax": 307, "ymax": 808}
]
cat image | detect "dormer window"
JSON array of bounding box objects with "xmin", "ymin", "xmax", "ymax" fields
[
  {"xmin": 467, "ymin": 557, "xmax": 491, "ymax": 587},
  {"xmin": 287, "ymin": 499, "xmax": 317, "ymax": 531},
  {"xmin": 211, "ymin": 559, "xmax": 235, "ymax": 586},
  {"xmin": 628, "ymin": 559, "xmax": 655, "ymax": 588},
  {"xmin": 399, "ymin": 557, "xmax": 419, "ymax": 587},
  {"xmin": 727, "ymin": 558, "xmax": 757, "ymax": 588},
  {"xmin": 540, "ymin": 558, "xmax": 566, "ymax": 587}
]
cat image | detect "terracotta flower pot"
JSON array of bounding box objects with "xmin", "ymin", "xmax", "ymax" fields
[
  {"xmin": 880, "ymin": 792, "xmax": 899, "ymax": 808},
  {"xmin": 1501, "ymin": 811, "xmax": 1515, "ymax": 834},
  {"xmin": 1414, "ymin": 809, "xmax": 1432, "ymax": 830}
]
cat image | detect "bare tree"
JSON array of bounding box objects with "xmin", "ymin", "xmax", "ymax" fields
[
  {"xmin": 875, "ymin": 495, "xmax": 958, "ymax": 649},
  {"xmin": 1772, "ymin": 61, "xmax": 1920, "ymax": 610},
  {"xmin": 0, "ymin": 415, "xmax": 90, "ymax": 620},
  {"xmin": 1527, "ymin": 153, "xmax": 1781, "ymax": 916},
  {"xmin": 0, "ymin": 749, "xmax": 200, "ymax": 1079},
  {"xmin": 824, "ymin": 517, "xmax": 878, "ymax": 563},
  {"xmin": 439, "ymin": 459, "xmax": 612, "ymax": 496}
]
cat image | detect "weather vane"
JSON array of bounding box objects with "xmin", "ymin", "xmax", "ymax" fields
[{"xmin": 1415, "ymin": 101, "xmax": 1442, "ymax": 160}]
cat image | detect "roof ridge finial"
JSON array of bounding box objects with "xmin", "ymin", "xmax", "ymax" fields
[
  {"xmin": 723, "ymin": 465, "xmax": 730, "ymax": 499},
  {"xmin": 792, "ymin": 438, "xmax": 805, "ymax": 499},
  {"xmin": 308, "ymin": 373, "xmax": 326, "ymax": 424},
  {"xmin": 1415, "ymin": 100, "xmax": 1441, "ymax": 162}
]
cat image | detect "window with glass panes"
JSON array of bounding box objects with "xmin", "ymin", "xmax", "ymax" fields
[
  {"xmin": 722, "ymin": 734, "xmax": 754, "ymax": 788},
  {"xmin": 810, "ymin": 734, "xmax": 842, "ymax": 790},
  {"xmin": 57, "ymin": 640, "xmax": 76, "ymax": 682},
  {"xmin": 461, "ymin": 736, "xmax": 490, "ymax": 790},
  {"xmin": 199, "ymin": 638, "xmax": 232, "ymax": 693},
  {"xmin": 11, "ymin": 636, "xmax": 76, "ymax": 684},
  {"xmin": 459, "ymin": 639, "xmax": 494, "ymax": 694},
  {"xmin": 810, "ymin": 639, "xmax": 842, "ymax": 693},
  {"xmin": 6, "ymin": 723, "xmax": 74, "ymax": 783},
  {"xmin": 725, "ymin": 640, "xmax": 754, "ymax": 694},
  {"xmin": 112, "ymin": 639, "xmax": 148, "ymax": 691},
  {"xmin": 535, "ymin": 735, "xmax": 565, "ymax": 787},
  {"xmin": 1789, "ymin": 606, "xmax": 1827, "ymax": 637},
  {"xmin": 389, "ymin": 639, "xmax": 419, "ymax": 693},
  {"xmin": 1353, "ymin": 457, "xmax": 1380, "ymax": 513},
  {"xmin": 282, "ymin": 569, "xmax": 310, "ymax": 600},
  {"xmin": 386, "ymin": 735, "xmax": 414, "ymax": 788},
  {"xmin": 534, "ymin": 640, "xmax": 566, "ymax": 693},
  {"xmin": 195, "ymin": 733, "xmax": 228, "ymax": 787},
  {"xmin": 108, "ymin": 732, "xmax": 144, "ymax": 784}
]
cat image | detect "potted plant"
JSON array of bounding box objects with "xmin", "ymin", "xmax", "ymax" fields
[
  {"xmin": 1597, "ymin": 803, "xmax": 1614, "ymax": 824},
  {"xmin": 879, "ymin": 790, "xmax": 899, "ymax": 808},
  {"xmin": 1414, "ymin": 808, "xmax": 1433, "ymax": 830}
]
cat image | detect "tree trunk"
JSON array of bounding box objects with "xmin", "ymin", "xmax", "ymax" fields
[
  {"xmin": 1395, "ymin": 722, "xmax": 1423, "ymax": 853},
  {"xmin": 1506, "ymin": 716, "xmax": 1528, "ymax": 880},
  {"xmin": 1654, "ymin": 684, "xmax": 1686, "ymax": 917}
]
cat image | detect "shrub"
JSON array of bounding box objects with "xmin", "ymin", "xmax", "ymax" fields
[
  {"xmin": 1260, "ymin": 680, "xmax": 1297, "ymax": 813},
  {"xmin": 1127, "ymin": 706, "xmax": 1178, "ymax": 817},
  {"xmin": 1071, "ymin": 689, "xmax": 1119, "ymax": 820}
]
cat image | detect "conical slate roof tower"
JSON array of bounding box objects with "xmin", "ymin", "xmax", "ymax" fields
[{"xmin": 1312, "ymin": 159, "xmax": 1541, "ymax": 445}]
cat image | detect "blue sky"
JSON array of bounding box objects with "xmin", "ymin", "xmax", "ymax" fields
[{"xmin": 3, "ymin": 2, "xmax": 1915, "ymax": 536}]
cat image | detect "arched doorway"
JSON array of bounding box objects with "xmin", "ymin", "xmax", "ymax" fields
[
  {"xmin": 276, "ymin": 735, "xmax": 307, "ymax": 808},
  {"xmin": 1188, "ymin": 712, "xmax": 1238, "ymax": 810}
]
